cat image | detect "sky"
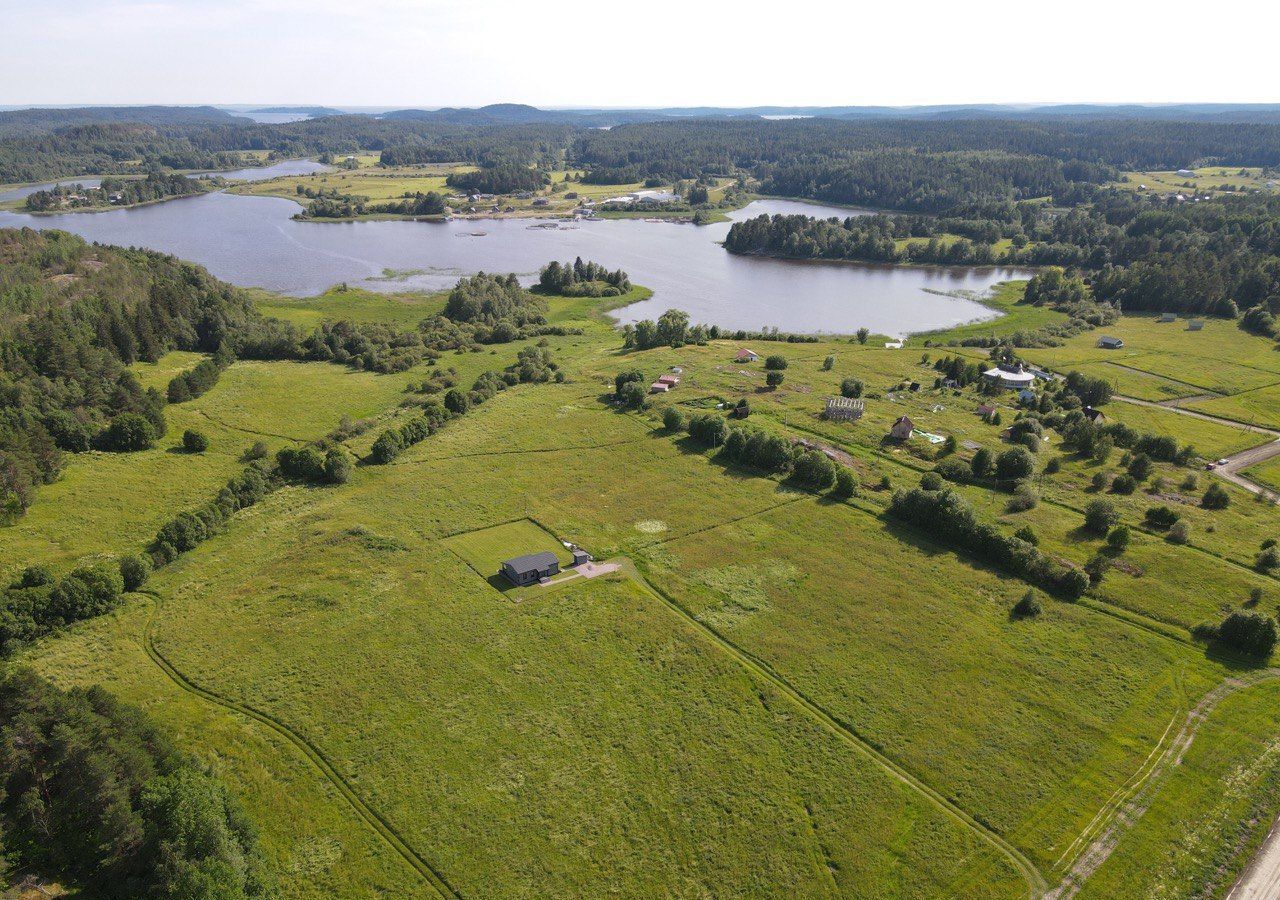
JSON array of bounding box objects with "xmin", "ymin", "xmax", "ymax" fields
[{"xmin": 3, "ymin": 0, "xmax": 1278, "ymax": 108}]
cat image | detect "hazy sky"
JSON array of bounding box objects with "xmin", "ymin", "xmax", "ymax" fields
[{"xmin": 4, "ymin": 0, "xmax": 1278, "ymax": 108}]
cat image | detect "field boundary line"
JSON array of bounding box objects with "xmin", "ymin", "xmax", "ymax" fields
[
  {"xmin": 629, "ymin": 566, "xmax": 1048, "ymax": 898},
  {"xmin": 137, "ymin": 591, "xmax": 461, "ymax": 899}
]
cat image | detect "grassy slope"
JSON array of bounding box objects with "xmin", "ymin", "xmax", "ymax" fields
[{"xmin": 8, "ymin": 285, "xmax": 1280, "ymax": 896}]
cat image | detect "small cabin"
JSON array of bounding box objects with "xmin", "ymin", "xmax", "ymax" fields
[
  {"xmin": 571, "ymin": 549, "xmax": 591, "ymax": 567},
  {"xmin": 650, "ymin": 382, "xmax": 670, "ymax": 393},
  {"xmin": 501, "ymin": 551, "xmax": 560, "ymax": 586},
  {"xmin": 826, "ymin": 396, "xmax": 864, "ymax": 422},
  {"xmin": 1097, "ymin": 336, "xmax": 1125, "ymax": 349},
  {"xmin": 1083, "ymin": 406, "xmax": 1106, "ymax": 423},
  {"xmin": 890, "ymin": 415, "xmax": 915, "ymax": 441},
  {"xmin": 1188, "ymin": 320, "xmax": 1204, "ymax": 331},
  {"xmin": 657, "ymin": 374, "xmax": 680, "ymax": 386},
  {"xmin": 977, "ymin": 403, "xmax": 996, "ymax": 419},
  {"xmin": 736, "ymin": 348, "xmax": 759, "ymax": 362},
  {"xmin": 1159, "ymin": 312, "xmax": 1177, "ymax": 323}
]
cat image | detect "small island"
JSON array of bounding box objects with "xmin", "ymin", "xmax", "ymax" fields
[{"xmin": 24, "ymin": 172, "xmax": 211, "ymax": 212}]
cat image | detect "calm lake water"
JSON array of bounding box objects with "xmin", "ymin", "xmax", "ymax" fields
[{"xmin": 0, "ymin": 188, "xmax": 1029, "ymax": 335}]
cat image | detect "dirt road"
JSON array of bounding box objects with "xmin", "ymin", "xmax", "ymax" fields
[{"xmin": 1228, "ymin": 816, "xmax": 1280, "ymax": 900}]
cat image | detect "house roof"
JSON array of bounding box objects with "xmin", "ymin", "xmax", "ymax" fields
[
  {"xmin": 893, "ymin": 415, "xmax": 914, "ymax": 427},
  {"xmin": 977, "ymin": 403, "xmax": 996, "ymax": 415},
  {"xmin": 1099, "ymin": 336, "xmax": 1124, "ymax": 346},
  {"xmin": 736, "ymin": 348, "xmax": 757, "ymax": 358},
  {"xmin": 503, "ymin": 551, "xmax": 559, "ymax": 576}
]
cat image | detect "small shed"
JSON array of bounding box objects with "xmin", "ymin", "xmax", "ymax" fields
[
  {"xmin": 1097, "ymin": 336, "xmax": 1125, "ymax": 349},
  {"xmin": 657, "ymin": 374, "xmax": 680, "ymax": 386},
  {"xmin": 1083, "ymin": 406, "xmax": 1106, "ymax": 423},
  {"xmin": 571, "ymin": 549, "xmax": 591, "ymax": 567},
  {"xmin": 736, "ymin": 348, "xmax": 759, "ymax": 362},
  {"xmin": 1159, "ymin": 312, "xmax": 1177, "ymax": 323},
  {"xmin": 1188, "ymin": 320, "xmax": 1204, "ymax": 331},
  {"xmin": 650, "ymin": 382, "xmax": 670, "ymax": 393},
  {"xmin": 826, "ymin": 396, "xmax": 864, "ymax": 421},
  {"xmin": 977, "ymin": 403, "xmax": 996, "ymax": 418},
  {"xmin": 890, "ymin": 415, "xmax": 915, "ymax": 440},
  {"xmin": 501, "ymin": 551, "xmax": 561, "ymax": 586},
  {"xmin": 908, "ymin": 382, "xmax": 921, "ymax": 393}
]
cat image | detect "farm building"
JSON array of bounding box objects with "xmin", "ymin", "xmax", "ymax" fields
[
  {"xmin": 501, "ymin": 551, "xmax": 561, "ymax": 586},
  {"xmin": 736, "ymin": 348, "xmax": 759, "ymax": 362},
  {"xmin": 890, "ymin": 415, "xmax": 915, "ymax": 440},
  {"xmin": 1098, "ymin": 336, "xmax": 1125, "ymax": 349},
  {"xmin": 650, "ymin": 382, "xmax": 670, "ymax": 393},
  {"xmin": 982, "ymin": 363, "xmax": 1036, "ymax": 389},
  {"xmin": 1188, "ymin": 320, "xmax": 1205, "ymax": 331},
  {"xmin": 571, "ymin": 548, "xmax": 591, "ymax": 567},
  {"xmin": 657, "ymin": 374, "xmax": 680, "ymax": 386},
  {"xmin": 826, "ymin": 396, "xmax": 864, "ymax": 421}
]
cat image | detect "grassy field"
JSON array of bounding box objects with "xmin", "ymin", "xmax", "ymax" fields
[
  {"xmin": 9, "ymin": 283, "xmax": 1280, "ymax": 897},
  {"xmin": 1117, "ymin": 166, "xmax": 1278, "ymax": 197}
]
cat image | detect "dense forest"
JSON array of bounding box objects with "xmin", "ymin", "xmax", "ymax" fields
[
  {"xmin": 726, "ymin": 190, "xmax": 1280, "ymax": 316},
  {"xmin": 0, "ymin": 669, "xmax": 270, "ymax": 897}
]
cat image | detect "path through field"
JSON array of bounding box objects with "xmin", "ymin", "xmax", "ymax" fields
[{"xmin": 138, "ymin": 591, "xmax": 460, "ymax": 899}]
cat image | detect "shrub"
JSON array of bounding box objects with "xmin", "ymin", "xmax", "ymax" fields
[
  {"xmin": 244, "ymin": 440, "xmax": 269, "ymax": 461},
  {"xmin": 1091, "ymin": 471, "xmax": 1109, "ymax": 491},
  {"xmin": 831, "ymin": 469, "xmax": 857, "ymax": 499},
  {"xmin": 323, "ymin": 448, "xmax": 352, "ymax": 484},
  {"xmin": 98, "ymin": 413, "xmax": 155, "ymax": 452},
  {"xmin": 687, "ymin": 413, "xmax": 728, "ymax": 448},
  {"xmin": 277, "ymin": 446, "xmax": 326, "ymax": 480},
  {"xmin": 822, "ymin": 355, "xmax": 835, "ymax": 371},
  {"xmin": 663, "ymin": 407, "xmax": 686, "ymax": 432},
  {"xmin": 1006, "ymin": 486, "xmax": 1038, "ymax": 512},
  {"xmin": 118, "ymin": 554, "xmax": 152, "ymax": 592},
  {"xmin": 1167, "ymin": 520, "xmax": 1190, "ymax": 544},
  {"xmin": 1084, "ymin": 499, "xmax": 1119, "ymax": 534},
  {"xmin": 935, "ymin": 458, "xmax": 970, "ymax": 483},
  {"xmin": 995, "ymin": 447, "xmax": 1034, "ymax": 481},
  {"xmin": 1013, "ymin": 589, "xmax": 1042, "ymax": 618},
  {"xmin": 1044, "ymin": 456, "xmax": 1062, "ymax": 475},
  {"xmin": 1145, "ymin": 506, "xmax": 1180, "ymax": 529},
  {"xmin": 970, "ymin": 447, "xmax": 992, "ymax": 479},
  {"xmin": 1127, "ymin": 453, "xmax": 1153, "ymax": 482},
  {"xmin": 368, "ymin": 430, "xmax": 404, "ymax": 465},
  {"xmin": 879, "ymin": 474, "xmax": 892, "ymax": 490},
  {"xmin": 1181, "ymin": 473, "xmax": 1199, "ymax": 491},
  {"xmin": 792, "ymin": 450, "xmax": 836, "ymax": 490},
  {"xmin": 1107, "ymin": 525, "xmax": 1131, "ymax": 552},
  {"xmin": 1216, "ymin": 611, "xmax": 1278, "ymax": 658},
  {"xmin": 443, "ymin": 388, "xmax": 470, "ymax": 414},
  {"xmin": 840, "ymin": 378, "xmax": 863, "ymax": 399},
  {"xmin": 764, "ymin": 354, "xmax": 788, "ymax": 370},
  {"xmin": 615, "ymin": 369, "xmax": 645, "ymax": 394},
  {"xmin": 1085, "ymin": 554, "xmax": 1109, "ymax": 584},
  {"xmin": 1257, "ymin": 545, "xmax": 1280, "ymax": 573},
  {"xmin": 1110, "ymin": 474, "xmax": 1137, "ymax": 495},
  {"xmin": 1014, "ymin": 525, "xmax": 1038, "ymax": 545},
  {"xmin": 181, "ymin": 429, "xmax": 209, "ymax": 453},
  {"xmin": 1202, "ymin": 483, "xmax": 1231, "ymax": 509},
  {"xmin": 618, "ymin": 381, "xmax": 647, "ymax": 408},
  {"xmin": 766, "ymin": 371, "xmax": 785, "ymax": 389},
  {"xmin": 920, "ymin": 472, "xmax": 944, "ymax": 491}
]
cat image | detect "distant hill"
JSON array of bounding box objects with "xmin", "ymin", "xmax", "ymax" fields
[{"xmin": 0, "ymin": 105, "xmax": 249, "ymax": 135}]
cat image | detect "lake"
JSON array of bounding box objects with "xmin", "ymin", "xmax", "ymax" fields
[{"xmin": 0, "ymin": 188, "xmax": 1030, "ymax": 336}]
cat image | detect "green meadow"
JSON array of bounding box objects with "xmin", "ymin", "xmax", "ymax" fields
[{"xmin": 11, "ymin": 278, "xmax": 1280, "ymax": 897}]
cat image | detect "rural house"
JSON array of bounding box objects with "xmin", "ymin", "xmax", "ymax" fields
[
  {"xmin": 977, "ymin": 403, "xmax": 996, "ymax": 418},
  {"xmin": 1097, "ymin": 336, "xmax": 1125, "ymax": 349},
  {"xmin": 890, "ymin": 415, "xmax": 915, "ymax": 440},
  {"xmin": 657, "ymin": 374, "xmax": 680, "ymax": 386},
  {"xmin": 736, "ymin": 348, "xmax": 759, "ymax": 362},
  {"xmin": 650, "ymin": 381, "xmax": 670, "ymax": 393},
  {"xmin": 826, "ymin": 396, "xmax": 864, "ymax": 421},
  {"xmin": 1083, "ymin": 406, "xmax": 1106, "ymax": 422},
  {"xmin": 501, "ymin": 552, "xmax": 561, "ymax": 586}
]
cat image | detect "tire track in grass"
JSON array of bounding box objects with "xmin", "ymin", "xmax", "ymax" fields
[
  {"xmin": 628, "ymin": 569, "xmax": 1048, "ymax": 899},
  {"xmin": 138, "ymin": 591, "xmax": 461, "ymax": 899}
]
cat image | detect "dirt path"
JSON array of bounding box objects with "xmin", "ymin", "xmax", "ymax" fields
[
  {"xmin": 139, "ymin": 591, "xmax": 460, "ymax": 899},
  {"xmin": 1228, "ymin": 815, "xmax": 1280, "ymax": 899},
  {"xmin": 631, "ymin": 568, "xmax": 1048, "ymax": 899},
  {"xmin": 1046, "ymin": 670, "xmax": 1280, "ymax": 900}
]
